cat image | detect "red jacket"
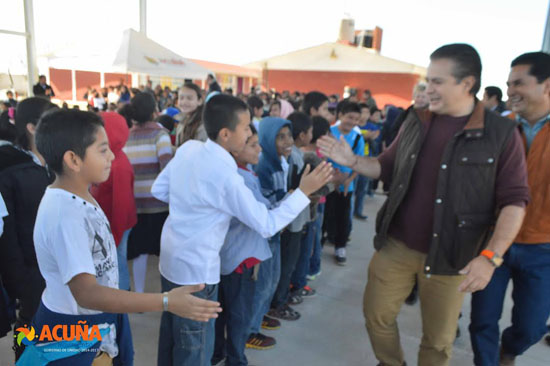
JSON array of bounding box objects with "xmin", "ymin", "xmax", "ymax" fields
[{"xmin": 91, "ymin": 112, "xmax": 137, "ymax": 245}]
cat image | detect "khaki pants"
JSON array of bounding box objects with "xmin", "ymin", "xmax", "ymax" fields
[
  {"xmin": 92, "ymin": 351, "xmax": 113, "ymax": 366},
  {"xmin": 363, "ymin": 237, "xmax": 465, "ymax": 366}
]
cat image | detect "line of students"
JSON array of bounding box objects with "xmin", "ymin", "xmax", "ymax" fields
[{"xmin": 0, "ymin": 90, "xmax": 333, "ymax": 365}]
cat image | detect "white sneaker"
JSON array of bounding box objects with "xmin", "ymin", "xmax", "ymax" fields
[
  {"xmin": 335, "ymin": 248, "xmax": 346, "ymax": 257},
  {"xmin": 335, "ymin": 248, "xmax": 347, "ymax": 265}
]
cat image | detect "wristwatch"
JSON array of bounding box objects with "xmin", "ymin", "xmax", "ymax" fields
[{"xmin": 480, "ymin": 249, "xmax": 504, "ymax": 267}]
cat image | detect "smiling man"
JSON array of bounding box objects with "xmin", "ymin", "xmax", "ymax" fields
[
  {"xmin": 317, "ymin": 43, "xmax": 530, "ymax": 366},
  {"xmin": 469, "ymin": 51, "xmax": 550, "ymax": 366}
]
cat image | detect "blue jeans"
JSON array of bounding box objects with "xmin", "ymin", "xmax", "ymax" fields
[
  {"xmin": 213, "ymin": 267, "xmax": 256, "ymax": 366},
  {"xmin": 249, "ymin": 235, "xmax": 280, "ymax": 334},
  {"xmin": 158, "ymin": 276, "xmax": 218, "ymax": 366},
  {"xmin": 117, "ymin": 229, "xmax": 131, "ymax": 291},
  {"xmin": 354, "ymin": 175, "xmax": 370, "ymax": 216},
  {"xmin": 309, "ymin": 203, "xmax": 325, "ymax": 276},
  {"xmin": 291, "ymin": 220, "xmax": 316, "ymax": 289},
  {"xmin": 469, "ymin": 243, "xmax": 550, "ymax": 365}
]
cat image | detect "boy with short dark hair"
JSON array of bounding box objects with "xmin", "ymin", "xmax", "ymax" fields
[
  {"xmin": 302, "ymin": 91, "xmax": 330, "ymax": 121},
  {"xmin": 152, "ymin": 95, "xmax": 332, "ymax": 365},
  {"xmin": 325, "ymin": 102, "xmax": 364, "ymax": 265},
  {"xmin": 28, "ymin": 109, "xmax": 222, "ymax": 365},
  {"xmin": 354, "ymin": 103, "xmax": 373, "ymax": 219},
  {"xmin": 286, "ymin": 112, "xmax": 319, "ymax": 299}
]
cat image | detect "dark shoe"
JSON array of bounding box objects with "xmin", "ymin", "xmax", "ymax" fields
[
  {"xmin": 354, "ymin": 213, "xmax": 368, "ymax": 220},
  {"xmin": 291, "ymin": 285, "xmax": 317, "ymax": 298},
  {"xmin": 267, "ymin": 304, "xmax": 301, "ymax": 321},
  {"xmin": 261, "ymin": 315, "xmax": 281, "ymax": 330},
  {"xmin": 246, "ymin": 333, "xmax": 276, "ymax": 350},
  {"xmin": 499, "ymin": 347, "xmax": 516, "ymax": 366},
  {"xmin": 376, "ymin": 362, "xmax": 406, "ymax": 366},
  {"xmin": 287, "ymin": 293, "xmax": 303, "ymax": 305},
  {"xmin": 211, "ymin": 355, "xmax": 225, "ymax": 365},
  {"xmin": 545, "ymin": 334, "xmax": 550, "ymax": 346}
]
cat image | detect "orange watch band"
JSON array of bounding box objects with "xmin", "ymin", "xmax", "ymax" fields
[{"xmin": 480, "ymin": 249, "xmax": 495, "ymax": 259}]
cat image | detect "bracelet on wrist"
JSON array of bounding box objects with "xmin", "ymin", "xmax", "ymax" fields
[{"xmin": 162, "ymin": 292, "xmax": 169, "ymax": 312}]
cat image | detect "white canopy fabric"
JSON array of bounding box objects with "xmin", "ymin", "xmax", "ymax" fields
[
  {"xmin": 112, "ymin": 29, "xmax": 210, "ymax": 79},
  {"xmin": 43, "ymin": 29, "xmax": 211, "ymax": 79}
]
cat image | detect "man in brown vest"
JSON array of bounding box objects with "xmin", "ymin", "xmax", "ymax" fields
[
  {"xmin": 318, "ymin": 43, "xmax": 530, "ymax": 366},
  {"xmin": 469, "ymin": 51, "xmax": 550, "ymax": 366}
]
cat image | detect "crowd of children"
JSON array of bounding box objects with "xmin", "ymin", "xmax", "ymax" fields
[{"xmin": 0, "ymin": 79, "xmax": 403, "ymax": 366}]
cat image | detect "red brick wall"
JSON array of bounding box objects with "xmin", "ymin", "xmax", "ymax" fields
[
  {"xmin": 264, "ymin": 70, "xmax": 420, "ymax": 108},
  {"xmin": 75, "ymin": 71, "xmax": 101, "ymax": 101},
  {"xmin": 49, "ymin": 68, "xmax": 72, "ymax": 101},
  {"xmin": 105, "ymin": 73, "xmax": 131, "ymax": 87}
]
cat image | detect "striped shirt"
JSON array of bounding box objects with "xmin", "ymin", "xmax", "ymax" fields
[{"xmin": 124, "ymin": 122, "xmax": 173, "ymax": 214}]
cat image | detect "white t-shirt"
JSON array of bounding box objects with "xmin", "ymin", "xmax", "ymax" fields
[
  {"xmin": 0, "ymin": 192, "xmax": 7, "ymax": 237},
  {"xmin": 34, "ymin": 188, "xmax": 118, "ymax": 315}
]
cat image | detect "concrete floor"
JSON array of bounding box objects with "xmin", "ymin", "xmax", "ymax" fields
[{"xmin": 1, "ymin": 193, "xmax": 548, "ymax": 365}]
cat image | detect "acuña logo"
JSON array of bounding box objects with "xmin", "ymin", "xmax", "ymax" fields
[{"xmin": 15, "ymin": 321, "xmax": 102, "ymax": 345}]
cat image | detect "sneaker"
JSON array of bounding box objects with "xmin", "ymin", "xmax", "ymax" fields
[
  {"xmin": 267, "ymin": 304, "xmax": 301, "ymax": 321},
  {"xmin": 354, "ymin": 213, "xmax": 368, "ymax": 220},
  {"xmin": 292, "ymin": 285, "xmax": 317, "ymax": 298},
  {"xmin": 335, "ymin": 248, "xmax": 347, "ymax": 266},
  {"xmin": 306, "ymin": 270, "xmax": 321, "ymax": 281},
  {"xmin": 246, "ymin": 333, "xmax": 276, "ymax": 350},
  {"xmin": 287, "ymin": 293, "xmax": 303, "ymax": 305},
  {"xmin": 211, "ymin": 355, "xmax": 225, "ymax": 365},
  {"xmin": 261, "ymin": 315, "xmax": 281, "ymax": 330}
]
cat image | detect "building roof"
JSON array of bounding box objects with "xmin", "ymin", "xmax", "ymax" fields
[{"xmin": 245, "ymin": 42, "xmax": 426, "ymax": 76}]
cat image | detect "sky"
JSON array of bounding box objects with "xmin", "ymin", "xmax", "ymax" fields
[{"xmin": 2, "ymin": 0, "xmax": 549, "ymax": 97}]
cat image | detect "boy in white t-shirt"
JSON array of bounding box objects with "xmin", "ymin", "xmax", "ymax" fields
[{"xmin": 28, "ymin": 109, "xmax": 221, "ymax": 365}]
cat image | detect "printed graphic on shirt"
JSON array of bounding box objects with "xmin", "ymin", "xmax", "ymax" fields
[{"xmin": 83, "ymin": 209, "xmax": 118, "ymax": 290}]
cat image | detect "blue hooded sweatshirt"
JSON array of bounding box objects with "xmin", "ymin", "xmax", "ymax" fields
[{"xmin": 255, "ymin": 117, "xmax": 292, "ymax": 205}]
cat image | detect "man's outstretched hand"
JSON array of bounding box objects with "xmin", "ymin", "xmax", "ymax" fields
[{"xmin": 317, "ymin": 135, "xmax": 356, "ymax": 167}]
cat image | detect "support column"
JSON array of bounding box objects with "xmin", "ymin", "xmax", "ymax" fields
[{"xmin": 23, "ymin": 0, "xmax": 37, "ymax": 96}]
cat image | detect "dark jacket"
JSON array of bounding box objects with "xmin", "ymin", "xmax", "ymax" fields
[
  {"xmin": 375, "ymin": 102, "xmax": 519, "ymax": 275},
  {"xmin": 32, "ymin": 83, "xmax": 54, "ymax": 99},
  {"xmin": 0, "ymin": 143, "xmax": 52, "ymax": 324},
  {"xmin": 208, "ymin": 81, "xmax": 222, "ymax": 94}
]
